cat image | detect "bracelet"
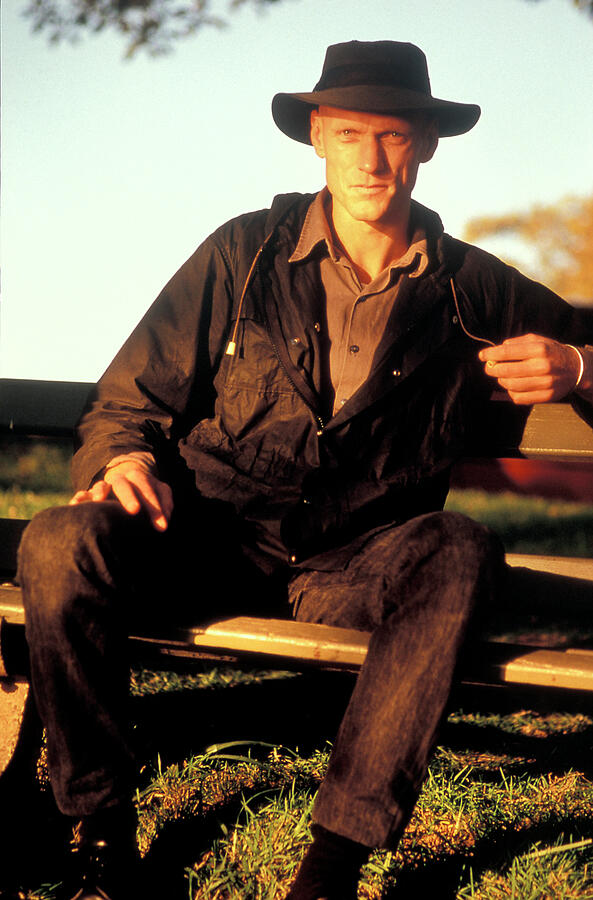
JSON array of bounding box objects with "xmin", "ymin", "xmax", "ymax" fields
[{"xmin": 567, "ymin": 345, "xmax": 585, "ymax": 390}]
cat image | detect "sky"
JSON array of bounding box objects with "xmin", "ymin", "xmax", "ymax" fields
[{"xmin": 1, "ymin": 0, "xmax": 592, "ymax": 382}]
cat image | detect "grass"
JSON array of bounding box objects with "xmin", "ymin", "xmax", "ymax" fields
[
  {"xmin": 445, "ymin": 489, "xmax": 593, "ymax": 558},
  {"xmin": 8, "ymin": 680, "xmax": 592, "ymax": 899},
  {"xmin": 2, "ymin": 442, "xmax": 593, "ymax": 898}
]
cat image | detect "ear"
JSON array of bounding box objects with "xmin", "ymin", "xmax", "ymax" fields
[
  {"xmin": 418, "ymin": 121, "xmax": 439, "ymax": 164},
  {"xmin": 310, "ymin": 109, "xmax": 325, "ymax": 159}
]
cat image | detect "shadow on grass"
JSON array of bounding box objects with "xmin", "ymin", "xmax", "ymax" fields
[
  {"xmin": 130, "ymin": 669, "xmax": 357, "ymax": 769},
  {"xmin": 439, "ymin": 710, "xmax": 593, "ymax": 780},
  {"xmin": 129, "ymin": 668, "xmax": 593, "ymax": 781},
  {"xmin": 385, "ymin": 819, "xmax": 593, "ymax": 899},
  {"xmin": 129, "ymin": 672, "xmax": 593, "ymax": 898},
  {"xmin": 2, "ymin": 670, "xmax": 592, "ymax": 898}
]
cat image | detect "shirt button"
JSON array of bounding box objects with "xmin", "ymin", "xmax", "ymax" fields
[
  {"xmin": 302, "ymin": 497, "xmax": 311, "ymax": 505},
  {"xmin": 290, "ymin": 554, "xmax": 298, "ymax": 564},
  {"xmin": 314, "ymin": 322, "xmax": 321, "ymax": 332},
  {"xmin": 349, "ymin": 344, "xmax": 360, "ymax": 354},
  {"xmin": 392, "ymin": 369, "xmax": 401, "ymax": 377},
  {"xmin": 340, "ymin": 398, "xmax": 348, "ymax": 406},
  {"xmin": 290, "ymin": 337, "xmax": 301, "ymax": 346},
  {"xmin": 452, "ymin": 316, "xmax": 459, "ymax": 324}
]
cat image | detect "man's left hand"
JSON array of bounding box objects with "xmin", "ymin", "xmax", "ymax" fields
[{"xmin": 479, "ymin": 334, "xmax": 584, "ymax": 405}]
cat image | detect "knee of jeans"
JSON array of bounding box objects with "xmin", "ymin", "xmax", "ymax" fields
[
  {"xmin": 425, "ymin": 511, "xmax": 505, "ymax": 610},
  {"xmin": 17, "ymin": 502, "xmax": 127, "ymax": 619},
  {"xmin": 419, "ymin": 511, "xmax": 501, "ymax": 564}
]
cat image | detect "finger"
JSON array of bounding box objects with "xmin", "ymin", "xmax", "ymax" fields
[
  {"xmin": 110, "ymin": 472, "xmax": 171, "ymax": 531},
  {"xmin": 506, "ymin": 388, "xmax": 558, "ymax": 405},
  {"xmin": 68, "ymin": 482, "xmax": 112, "ymax": 505},
  {"xmin": 479, "ymin": 335, "xmax": 548, "ymax": 364},
  {"xmin": 485, "ymin": 358, "xmax": 551, "ymax": 380},
  {"xmin": 154, "ymin": 481, "xmax": 174, "ymax": 525},
  {"xmin": 69, "ymin": 490, "xmax": 91, "ymax": 505},
  {"xmin": 108, "ymin": 474, "xmax": 144, "ymax": 516},
  {"xmin": 137, "ymin": 478, "xmax": 172, "ymax": 531}
]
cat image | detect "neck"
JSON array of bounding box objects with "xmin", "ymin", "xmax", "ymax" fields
[{"xmin": 330, "ymin": 202, "xmax": 413, "ymax": 284}]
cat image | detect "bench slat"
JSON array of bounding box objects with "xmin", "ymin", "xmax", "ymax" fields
[
  {"xmin": 506, "ymin": 553, "xmax": 593, "ymax": 581},
  {"xmin": 3, "ymin": 583, "xmax": 593, "ymax": 692}
]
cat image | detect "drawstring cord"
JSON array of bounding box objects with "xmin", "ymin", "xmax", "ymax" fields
[
  {"xmin": 450, "ymin": 278, "xmax": 495, "ymax": 347},
  {"xmin": 226, "ymin": 221, "xmax": 281, "ymax": 358},
  {"xmin": 225, "ymin": 243, "xmax": 266, "ymax": 357}
]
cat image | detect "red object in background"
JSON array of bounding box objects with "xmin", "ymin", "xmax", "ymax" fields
[{"xmin": 452, "ymin": 459, "xmax": 593, "ymax": 502}]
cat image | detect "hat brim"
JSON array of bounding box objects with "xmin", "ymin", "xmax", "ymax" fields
[{"xmin": 272, "ymin": 86, "xmax": 481, "ymax": 143}]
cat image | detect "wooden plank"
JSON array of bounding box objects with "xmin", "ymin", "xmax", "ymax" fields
[
  {"xmin": 517, "ymin": 403, "xmax": 593, "ymax": 460},
  {"xmin": 466, "ymin": 397, "xmax": 593, "ymax": 460},
  {"xmin": 175, "ymin": 616, "xmax": 370, "ymax": 668},
  {"xmin": 135, "ymin": 621, "xmax": 593, "ymax": 691},
  {"xmin": 488, "ymin": 647, "xmax": 593, "ymax": 692},
  {"xmin": 0, "ymin": 677, "xmax": 31, "ymax": 777},
  {"xmin": 0, "ymin": 378, "xmax": 92, "ymax": 435},
  {"xmin": 506, "ymin": 553, "xmax": 593, "ymax": 581},
  {"xmin": 0, "ymin": 584, "xmax": 25, "ymax": 625},
  {"xmin": 3, "ymin": 583, "xmax": 593, "ymax": 690}
]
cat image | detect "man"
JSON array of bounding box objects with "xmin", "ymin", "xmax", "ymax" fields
[{"xmin": 17, "ymin": 40, "xmax": 593, "ymax": 900}]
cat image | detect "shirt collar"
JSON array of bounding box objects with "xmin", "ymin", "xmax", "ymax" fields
[
  {"xmin": 289, "ymin": 189, "xmax": 430, "ymax": 278},
  {"xmin": 289, "ymin": 188, "xmax": 337, "ymax": 263}
]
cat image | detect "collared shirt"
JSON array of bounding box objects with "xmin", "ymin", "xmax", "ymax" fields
[
  {"xmin": 105, "ymin": 192, "xmax": 430, "ymax": 479},
  {"xmin": 290, "ymin": 189, "xmax": 429, "ymax": 415}
]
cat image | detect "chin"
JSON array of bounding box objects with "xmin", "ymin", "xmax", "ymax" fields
[{"xmin": 348, "ymin": 201, "xmax": 390, "ymax": 222}]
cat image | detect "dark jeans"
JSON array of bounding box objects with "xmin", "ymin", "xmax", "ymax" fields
[{"xmin": 17, "ymin": 500, "xmax": 503, "ymax": 849}]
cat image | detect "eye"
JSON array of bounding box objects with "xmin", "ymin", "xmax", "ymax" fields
[{"xmin": 383, "ymin": 130, "xmax": 410, "ymax": 145}]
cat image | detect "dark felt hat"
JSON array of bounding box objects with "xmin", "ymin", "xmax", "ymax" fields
[{"xmin": 272, "ymin": 40, "xmax": 481, "ymax": 143}]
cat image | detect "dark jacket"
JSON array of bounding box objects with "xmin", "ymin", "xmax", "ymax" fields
[{"xmin": 73, "ymin": 192, "xmax": 592, "ymax": 570}]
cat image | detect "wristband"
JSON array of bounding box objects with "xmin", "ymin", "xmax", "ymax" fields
[{"xmin": 567, "ymin": 345, "xmax": 585, "ymax": 390}]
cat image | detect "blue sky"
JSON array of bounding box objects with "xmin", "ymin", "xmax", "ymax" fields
[{"xmin": 2, "ymin": 0, "xmax": 592, "ymax": 381}]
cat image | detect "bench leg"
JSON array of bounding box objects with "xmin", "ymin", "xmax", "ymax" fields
[{"xmin": 0, "ymin": 675, "xmax": 41, "ymax": 784}]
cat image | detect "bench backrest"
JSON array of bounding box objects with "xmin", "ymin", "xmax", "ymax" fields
[{"xmin": 1, "ymin": 378, "xmax": 593, "ymax": 461}]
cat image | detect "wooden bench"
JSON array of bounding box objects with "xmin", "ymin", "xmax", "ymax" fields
[{"xmin": 2, "ymin": 377, "xmax": 593, "ymax": 777}]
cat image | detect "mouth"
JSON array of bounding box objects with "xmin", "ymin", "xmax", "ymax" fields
[{"xmin": 351, "ymin": 183, "xmax": 389, "ymax": 194}]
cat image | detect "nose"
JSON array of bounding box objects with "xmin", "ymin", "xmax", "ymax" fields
[{"xmin": 358, "ymin": 136, "xmax": 384, "ymax": 173}]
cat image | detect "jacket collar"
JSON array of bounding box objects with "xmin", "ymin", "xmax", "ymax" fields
[{"xmin": 258, "ymin": 192, "xmax": 461, "ymax": 428}]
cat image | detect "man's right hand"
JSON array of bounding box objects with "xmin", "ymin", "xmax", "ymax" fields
[{"xmin": 69, "ymin": 460, "xmax": 173, "ymax": 531}]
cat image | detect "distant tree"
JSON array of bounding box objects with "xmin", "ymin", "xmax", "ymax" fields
[
  {"xmin": 22, "ymin": 0, "xmax": 593, "ymax": 57},
  {"xmin": 525, "ymin": 0, "xmax": 593, "ymax": 18},
  {"xmin": 22, "ymin": 0, "xmax": 288, "ymax": 57},
  {"xmin": 464, "ymin": 195, "xmax": 593, "ymax": 303}
]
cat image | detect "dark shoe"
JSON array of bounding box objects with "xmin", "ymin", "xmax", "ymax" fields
[
  {"xmin": 68, "ymin": 836, "xmax": 141, "ymax": 900},
  {"xmin": 66, "ymin": 805, "xmax": 141, "ymax": 900}
]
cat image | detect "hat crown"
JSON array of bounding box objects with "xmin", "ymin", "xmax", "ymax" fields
[
  {"xmin": 315, "ymin": 41, "xmax": 431, "ymax": 96},
  {"xmin": 271, "ymin": 40, "xmax": 480, "ymax": 144}
]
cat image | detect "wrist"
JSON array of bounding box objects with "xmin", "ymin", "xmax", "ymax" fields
[
  {"xmin": 569, "ymin": 345, "xmax": 593, "ymax": 396},
  {"xmin": 566, "ymin": 345, "xmax": 585, "ymax": 390},
  {"xmin": 104, "ymin": 451, "xmax": 156, "ymax": 480}
]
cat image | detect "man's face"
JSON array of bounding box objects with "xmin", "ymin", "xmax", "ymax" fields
[{"xmin": 310, "ymin": 106, "xmax": 438, "ymax": 229}]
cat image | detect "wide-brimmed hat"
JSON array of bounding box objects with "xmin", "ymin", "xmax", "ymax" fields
[{"xmin": 272, "ymin": 40, "xmax": 480, "ymax": 144}]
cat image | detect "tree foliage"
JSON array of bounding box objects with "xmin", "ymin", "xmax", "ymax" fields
[
  {"xmin": 527, "ymin": 0, "xmax": 593, "ymax": 18},
  {"xmin": 22, "ymin": 0, "xmax": 287, "ymax": 57},
  {"xmin": 21, "ymin": 0, "xmax": 593, "ymax": 57},
  {"xmin": 464, "ymin": 195, "xmax": 593, "ymax": 303}
]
